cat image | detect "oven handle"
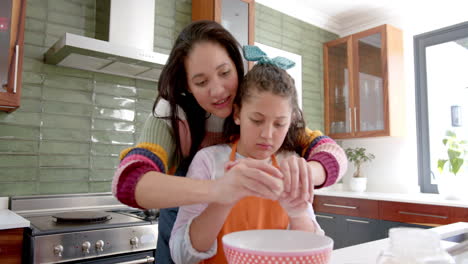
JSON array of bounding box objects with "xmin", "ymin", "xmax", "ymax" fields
[{"xmin": 115, "ymin": 256, "xmax": 155, "ymax": 264}]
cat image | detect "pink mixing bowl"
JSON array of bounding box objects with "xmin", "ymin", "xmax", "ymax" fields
[{"xmin": 222, "ymin": 229, "xmax": 333, "ymax": 264}]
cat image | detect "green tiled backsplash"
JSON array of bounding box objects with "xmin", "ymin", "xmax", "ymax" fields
[{"xmin": 0, "ymin": 0, "xmax": 337, "ymax": 196}]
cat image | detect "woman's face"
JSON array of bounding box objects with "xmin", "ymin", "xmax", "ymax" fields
[
  {"xmin": 185, "ymin": 41, "xmax": 238, "ymax": 118},
  {"xmin": 234, "ymin": 89, "xmax": 292, "ymax": 160}
]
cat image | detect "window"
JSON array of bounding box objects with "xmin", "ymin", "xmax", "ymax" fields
[{"xmin": 415, "ymin": 21, "xmax": 468, "ymax": 193}]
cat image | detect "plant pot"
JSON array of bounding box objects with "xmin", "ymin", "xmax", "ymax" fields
[
  {"xmin": 437, "ymin": 174, "xmax": 468, "ymax": 200},
  {"xmin": 349, "ymin": 177, "xmax": 367, "ymax": 192}
]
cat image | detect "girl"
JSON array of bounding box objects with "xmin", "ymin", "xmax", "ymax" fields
[
  {"xmin": 170, "ymin": 47, "xmax": 325, "ymax": 264},
  {"xmin": 113, "ymin": 21, "xmax": 346, "ymax": 264}
]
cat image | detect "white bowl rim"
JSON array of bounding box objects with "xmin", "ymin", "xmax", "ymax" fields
[{"xmin": 222, "ymin": 229, "xmax": 333, "ymax": 253}]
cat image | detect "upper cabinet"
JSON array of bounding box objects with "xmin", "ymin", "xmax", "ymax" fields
[
  {"xmin": 0, "ymin": 0, "xmax": 26, "ymax": 112},
  {"xmin": 323, "ymin": 24, "xmax": 405, "ymax": 139},
  {"xmin": 192, "ymin": 0, "xmax": 255, "ymax": 48}
]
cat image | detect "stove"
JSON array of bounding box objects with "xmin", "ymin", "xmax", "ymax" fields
[{"xmin": 10, "ymin": 193, "xmax": 159, "ymax": 264}]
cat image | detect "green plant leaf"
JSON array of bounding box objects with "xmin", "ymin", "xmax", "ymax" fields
[
  {"xmin": 437, "ymin": 159, "xmax": 447, "ymax": 173},
  {"xmin": 448, "ymin": 149, "xmax": 462, "ymax": 160},
  {"xmin": 446, "ymin": 130, "xmax": 456, "ymax": 137},
  {"xmin": 450, "ymin": 158, "xmax": 464, "ymax": 175}
]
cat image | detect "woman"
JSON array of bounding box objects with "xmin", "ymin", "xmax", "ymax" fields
[{"xmin": 113, "ymin": 20, "xmax": 347, "ymax": 264}]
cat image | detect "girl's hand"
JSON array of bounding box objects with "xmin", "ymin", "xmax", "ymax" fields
[
  {"xmin": 212, "ymin": 158, "xmax": 284, "ymax": 205},
  {"xmin": 279, "ymin": 192, "xmax": 309, "ymax": 218},
  {"xmin": 279, "ymin": 156, "xmax": 314, "ymax": 203}
]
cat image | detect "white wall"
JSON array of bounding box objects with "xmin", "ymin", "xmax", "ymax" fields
[{"xmin": 338, "ymin": 10, "xmax": 468, "ymax": 193}]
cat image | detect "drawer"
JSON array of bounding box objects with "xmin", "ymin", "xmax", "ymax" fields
[
  {"xmin": 379, "ymin": 201, "xmax": 452, "ymax": 225},
  {"xmin": 313, "ymin": 195, "xmax": 379, "ymax": 219},
  {"xmin": 450, "ymin": 206, "xmax": 468, "ymax": 223},
  {"xmin": 0, "ymin": 228, "xmax": 23, "ymax": 264}
]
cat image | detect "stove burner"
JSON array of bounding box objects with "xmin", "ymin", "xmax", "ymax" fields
[{"xmin": 52, "ymin": 211, "xmax": 112, "ymax": 223}]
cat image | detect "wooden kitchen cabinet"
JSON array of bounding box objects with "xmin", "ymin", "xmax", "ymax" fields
[
  {"xmin": 315, "ymin": 211, "xmax": 384, "ymax": 249},
  {"xmin": 192, "ymin": 0, "xmax": 255, "ymax": 47},
  {"xmin": 313, "ymin": 195, "xmax": 379, "ymax": 219},
  {"xmin": 342, "ymin": 215, "xmax": 382, "ymax": 248},
  {"xmin": 0, "ymin": 228, "xmax": 24, "ymax": 264},
  {"xmin": 313, "ymin": 196, "xmax": 382, "ymax": 249},
  {"xmin": 313, "ymin": 195, "xmax": 465, "ymax": 249},
  {"xmin": 0, "ymin": 0, "xmax": 26, "ymax": 112},
  {"xmin": 315, "ymin": 212, "xmax": 343, "ymax": 249},
  {"xmin": 323, "ymin": 24, "xmax": 405, "ymax": 139},
  {"xmin": 379, "ymin": 200, "xmax": 463, "ymax": 226}
]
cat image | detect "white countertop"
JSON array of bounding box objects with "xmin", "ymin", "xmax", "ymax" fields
[
  {"xmin": 0, "ymin": 209, "xmax": 30, "ymax": 230},
  {"xmin": 330, "ymin": 222, "xmax": 468, "ymax": 264},
  {"xmin": 315, "ymin": 189, "xmax": 468, "ymax": 208}
]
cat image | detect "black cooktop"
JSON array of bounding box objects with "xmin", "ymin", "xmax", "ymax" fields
[{"xmin": 26, "ymin": 211, "xmax": 154, "ymax": 236}]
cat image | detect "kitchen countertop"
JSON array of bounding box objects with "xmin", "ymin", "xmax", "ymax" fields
[
  {"xmin": 0, "ymin": 209, "xmax": 30, "ymax": 230},
  {"xmin": 330, "ymin": 222, "xmax": 468, "ymax": 264},
  {"xmin": 315, "ymin": 188, "xmax": 468, "ymax": 208}
]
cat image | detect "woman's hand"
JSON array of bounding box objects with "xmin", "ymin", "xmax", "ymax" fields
[
  {"xmin": 212, "ymin": 158, "xmax": 284, "ymax": 205},
  {"xmin": 278, "ymin": 192, "xmax": 309, "ymax": 218},
  {"xmin": 279, "ymin": 156, "xmax": 314, "ymax": 203}
]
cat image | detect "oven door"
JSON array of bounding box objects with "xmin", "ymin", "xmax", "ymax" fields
[{"xmin": 66, "ymin": 250, "xmax": 155, "ymax": 264}]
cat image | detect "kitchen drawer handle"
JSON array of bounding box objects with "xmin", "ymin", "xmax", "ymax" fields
[
  {"xmin": 116, "ymin": 256, "xmax": 155, "ymax": 264},
  {"xmin": 345, "ymin": 218, "xmax": 370, "ymax": 224},
  {"xmin": 398, "ymin": 211, "xmax": 448, "ymax": 219},
  {"xmin": 14, "ymin": 45, "xmax": 19, "ymax": 94},
  {"xmin": 316, "ymin": 214, "xmax": 334, "ymax": 219},
  {"xmin": 323, "ymin": 203, "xmax": 357, "ymax": 210}
]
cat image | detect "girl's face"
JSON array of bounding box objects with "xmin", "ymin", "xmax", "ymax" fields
[
  {"xmin": 234, "ymin": 89, "xmax": 292, "ymax": 160},
  {"xmin": 185, "ymin": 41, "xmax": 238, "ymax": 118}
]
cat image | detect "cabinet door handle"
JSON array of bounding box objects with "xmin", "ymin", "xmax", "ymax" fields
[
  {"xmin": 14, "ymin": 45, "xmax": 19, "ymax": 94},
  {"xmin": 323, "ymin": 203, "xmax": 357, "ymax": 210},
  {"xmin": 398, "ymin": 211, "xmax": 448, "ymax": 219},
  {"xmin": 316, "ymin": 214, "xmax": 334, "ymax": 219},
  {"xmin": 348, "ymin": 108, "xmax": 352, "ymax": 132},
  {"xmin": 354, "ymin": 107, "xmax": 357, "ymax": 132},
  {"xmin": 345, "ymin": 218, "xmax": 369, "ymax": 224}
]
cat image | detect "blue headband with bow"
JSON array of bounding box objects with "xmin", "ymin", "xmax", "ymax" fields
[{"xmin": 243, "ymin": 45, "xmax": 295, "ymax": 70}]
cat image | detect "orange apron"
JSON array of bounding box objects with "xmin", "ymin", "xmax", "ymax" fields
[{"xmin": 199, "ymin": 141, "xmax": 289, "ymax": 264}]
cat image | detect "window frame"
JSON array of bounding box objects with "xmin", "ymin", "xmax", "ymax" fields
[{"xmin": 414, "ymin": 21, "xmax": 468, "ymax": 193}]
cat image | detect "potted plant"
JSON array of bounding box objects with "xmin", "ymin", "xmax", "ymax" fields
[
  {"xmin": 345, "ymin": 147, "xmax": 375, "ymax": 192},
  {"xmin": 437, "ymin": 130, "xmax": 468, "ymax": 200}
]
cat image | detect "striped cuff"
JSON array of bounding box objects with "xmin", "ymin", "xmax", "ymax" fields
[
  {"xmin": 114, "ymin": 161, "xmax": 158, "ymax": 209},
  {"xmin": 308, "ymin": 151, "xmax": 339, "ymax": 189},
  {"xmin": 304, "ymin": 136, "xmax": 334, "ymax": 158},
  {"xmin": 123, "ymin": 148, "xmax": 167, "ymax": 173}
]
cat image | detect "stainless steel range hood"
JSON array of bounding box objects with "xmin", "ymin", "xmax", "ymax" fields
[{"xmin": 44, "ymin": 0, "xmax": 168, "ymax": 82}]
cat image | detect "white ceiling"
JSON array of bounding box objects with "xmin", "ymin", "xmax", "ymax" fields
[{"xmin": 256, "ymin": 0, "xmax": 468, "ymax": 36}]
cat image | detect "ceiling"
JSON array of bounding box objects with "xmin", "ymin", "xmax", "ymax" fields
[{"xmin": 256, "ymin": 0, "xmax": 468, "ymax": 36}]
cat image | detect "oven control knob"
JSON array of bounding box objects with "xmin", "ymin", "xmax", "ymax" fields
[
  {"xmin": 54, "ymin": 245, "xmax": 64, "ymax": 257},
  {"xmin": 82, "ymin": 241, "xmax": 91, "ymax": 254},
  {"xmin": 130, "ymin": 237, "xmax": 139, "ymax": 248},
  {"xmin": 95, "ymin": 240, "xmax": 104, "ymax": 252}
]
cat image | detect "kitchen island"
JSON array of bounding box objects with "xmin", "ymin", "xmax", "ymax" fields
[{"xmin": 329, "ymin": 222, "xmax": 468, "ymax": 263}]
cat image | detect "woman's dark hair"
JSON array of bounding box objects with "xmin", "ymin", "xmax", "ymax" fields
[
  {"xmin": 223, "ymin": 63, "xmax": 308, "ymax": 154},
  {"xmin": 153, "ymin": 20, "xmax": 244, "ymax": 162}
]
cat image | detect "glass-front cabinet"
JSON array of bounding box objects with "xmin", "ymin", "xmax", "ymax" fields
[
  {"xmin": 0, "ymin": 0, "xmax": 26, "ymax": 112},
  {"xmin": 192, "ymin": 0, "xmax": 254, "ymax": 69},
  {"xmin": 323, "ymin": 36, "xmax": 353, "ymax": 136},
  {"xmin": 324, "ymin": 24, "xmax": 405, "ymax": 139},
  {"xmin": 192, "ymin": 0, "xmax": 254, "ymax": 47}
]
